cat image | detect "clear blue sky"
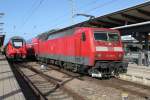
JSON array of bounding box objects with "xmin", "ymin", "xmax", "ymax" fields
[{"xmin": 0, "ymin": 0, "xmax": 146, "ymax": 43}]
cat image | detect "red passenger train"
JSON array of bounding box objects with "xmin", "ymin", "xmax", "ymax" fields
[
  {"xmin": 5, "ymin": 36, "xmax": 27, "ymax": 60},
  {"xmin": 34, "ymin": 27, "xmax": 128, "ymax": 77}
]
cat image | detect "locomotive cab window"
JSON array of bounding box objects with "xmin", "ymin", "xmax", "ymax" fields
[
  {"xmin": 94, "ymin": 32, "xmax": 119, "ymax": 41},
  {"xmin": 94, "ymin": 32, "xmax": 107, "ymax": 41},
  {"xmin": 81, "ymin": 32, "xmax": 86, "ymax": 41},
  {"xmin": 108, "ymin": 33, "xmax": 119, "ymax": 41},
  {"xmin": 12, "ymin": 39, "xmax": 23, "ymax": 48}
]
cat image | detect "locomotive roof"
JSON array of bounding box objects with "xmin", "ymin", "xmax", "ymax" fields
[
  {"xmin": 10, "ymin": 36, "xmax": 24, "ymax": 40},
  {"xmin": 37, "ymin": 27, "xmax": 119, "ymax": 41},
  {"xmin": 9, "ymin": 36, "xmax": 26, "ymax": 42},
  {"xmin": 36, "ymin": 29, "xmax": 59, "ymax": 40}
]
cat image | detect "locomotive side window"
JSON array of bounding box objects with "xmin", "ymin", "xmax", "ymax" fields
[
  {"xmin": 81, "ymin": 32, "xmax": 86, "ymax": 41},
  {"xmin": 94, "ymin": 32, "xmax": 107, "ymax": 41}
]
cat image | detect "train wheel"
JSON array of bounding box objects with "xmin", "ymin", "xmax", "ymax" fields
[
  {"xmin": 77, "ymin": 65, "xmax": 87, "ymax": 75},
  {"xmin": 63, "ymin": 62, "xmax": 67, "ymax": 69},
  {"xmin": 58, "ymin": 61, "xmax": 63, "ymax": 68},
  {"xmin": 72, "ymin": 64, "xmax": 78, "ymax": 72}
]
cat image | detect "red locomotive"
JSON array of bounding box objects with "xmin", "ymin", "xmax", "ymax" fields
[
  {"xmin": 5, "ymin": 36, "xmax": 27, "ymax": 60},
  {"xmin": 34, "ymin": 27, "xmax": 128, "ymax": 77}
]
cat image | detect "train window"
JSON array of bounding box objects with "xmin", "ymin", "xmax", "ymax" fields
[
  {"xmin": 108, "ymin": 33, "xmax": 119, "ymax": 41},
  {"xmin": 14, "ymin": 42, "xmax": 22, "ymax": 47},
  {"xmin": 48, "ymin": 35, "xmax": 52, "ymax": 39},
  {"xmin": 94, "ymin": 32, "xmax": 119, "ymax": 41},
  {"xmin": 81, "ymin": 32, "xmax": 86, "ymax": 41},
  {"xmin": 94, "ymin": 32, "xmax": 107, "ymax": 41},
  {"xmin": 12, "ymin": 39, "xmax": 23, "ymax": 48}
]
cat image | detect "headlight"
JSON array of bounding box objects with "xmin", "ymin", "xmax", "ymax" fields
[
  {"xmin": 96, "ymin": 54, "xmax": 101, "ymax": 58},
  {"xmin": 118, "ymin": 53, "xmax": 122, "ymax": 58}
]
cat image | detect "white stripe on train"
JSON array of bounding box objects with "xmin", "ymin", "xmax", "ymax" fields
[
  {"xmin": 96, "ymin": 46, "xmax": 108, "ymax": 51},
  {"xmin": 96, "ymin": 46, "xmax": 123, "ymax": 51}
]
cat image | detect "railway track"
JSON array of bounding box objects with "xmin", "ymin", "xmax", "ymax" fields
[
  {"xmin": 37, "ymin": 61, "xmax": 150, "ymax": 99},
  {"xmin": 12, "ymin": 61, "xmax": 150, "ymax": 100},
  {"xmin": 12, "ymin": 62, "xmax": 86, "ymax": 100}
]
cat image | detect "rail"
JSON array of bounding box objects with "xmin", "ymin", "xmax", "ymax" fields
[
  {"xmin": 15, "ymin": 62, "xmax": 86, "ymax": 100},
  {"xmin": 12, "ymin": 62, "xmax": 47, "ymax": 100}
]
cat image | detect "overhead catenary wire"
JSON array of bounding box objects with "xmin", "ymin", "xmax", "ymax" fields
[
  {"xmin": 83, "ymin": 0, "xmax": 120, "ymax": 13},
  {"xmin": 40, "ymin": 0, "xmax": 100, "ymax": 29},
  {"xmin": 32, "ymin": 0, "xmax": 136, "ymax": 33},
  {"xmin": 48, "ymin": 0, "xmax": 121, "ymax": 29},
  {"xmin": 19, "ymin": 0, "xmax": 133, "ymax": 35},
  {"xmin": 19, "ymin": 0, "xmax": 45, "ymax": 31},
  {"xmin": 49, "ymin": 0, "xmax": 99, "ymax": 23}
]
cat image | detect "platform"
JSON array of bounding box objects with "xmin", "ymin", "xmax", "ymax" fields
[
  {"xmin": 0, "ymin": 55, "xmax": 25, "ymax": 100},
  {"xmin": 120, "ymin": 64, "xmax": 150, "ymax": 86}
]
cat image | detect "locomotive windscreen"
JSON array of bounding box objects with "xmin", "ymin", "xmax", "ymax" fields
[
  {"xmin": 12, "ymin": 39, "xmax": 23, "ymax": 48},
  {"xmin": 94, "ymin": 32, "xmax": 119, "ymax": 41}
]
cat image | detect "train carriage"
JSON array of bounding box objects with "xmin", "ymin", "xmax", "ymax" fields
[{"xmin": 5, "ymin": 36, "xmax": 27, "ymax": 60}]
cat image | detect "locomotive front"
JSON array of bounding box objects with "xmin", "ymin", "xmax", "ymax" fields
[{"xmin": 89, "ymin": 29, "xmax": 128, "ymax": 77}]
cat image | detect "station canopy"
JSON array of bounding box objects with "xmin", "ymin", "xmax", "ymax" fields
[{"xmin": 57, "ymin": 1, "xmax": 150, "ymax": 35}]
